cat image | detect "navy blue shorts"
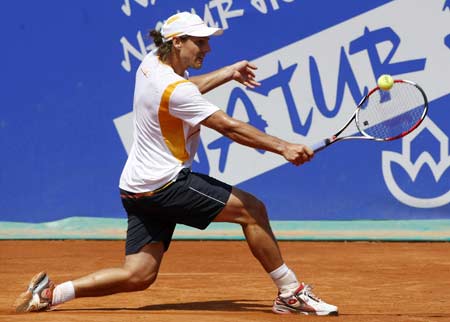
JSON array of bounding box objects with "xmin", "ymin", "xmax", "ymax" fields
[{"xmin": 120, "ymin": 168, "xmax": 232, "ymax": 255}]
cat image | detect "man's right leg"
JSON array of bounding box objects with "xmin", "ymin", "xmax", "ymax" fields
[
  {"xmin": 213, "ymin": 187, "xmax": 283, "ymax": 273},
  {"xmin": 213, "ymin": 187, "xmax": 338, "ymax": 316}
]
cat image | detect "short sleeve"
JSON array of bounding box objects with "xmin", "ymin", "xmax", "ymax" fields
[{"xmin": 169, "ymin": 81, "xmax": 220, "ymax": 127}]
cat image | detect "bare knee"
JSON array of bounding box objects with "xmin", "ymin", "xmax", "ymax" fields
[
  {"xmin": 216, "ymin": 188, "xmax": 270, "ymax": 227},
  {"xmin": 124, "ymin": 267, "xmax": 158, "ymax": 291},
  {"xmin": 243, "ymin": 197, "xmax": 270, "ymax": 227},
  {"xmin": 122, "ymin": 242, "xmax": 164, "ymax": 292}
]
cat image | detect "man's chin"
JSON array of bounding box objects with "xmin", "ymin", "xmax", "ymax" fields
[{"xmin": 191, "ymin": 60, "xmax": 204, "ymax": 69}]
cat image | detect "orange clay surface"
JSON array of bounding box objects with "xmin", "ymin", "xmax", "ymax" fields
[{"xmin": 1, "ymin": 240, "xmax": 450, "ymax": 322}]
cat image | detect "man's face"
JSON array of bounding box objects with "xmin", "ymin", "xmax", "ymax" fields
[{"xmin": 178, "ymin": 36, "xmax": 211, "ymax": 69}]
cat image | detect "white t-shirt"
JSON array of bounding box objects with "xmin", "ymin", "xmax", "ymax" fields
[{"xmin": 119, "ymin": 50, "xmax": 220, "ymax": 193}]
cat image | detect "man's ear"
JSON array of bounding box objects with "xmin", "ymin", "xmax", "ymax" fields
[{"xmin": 172, "ymin": 37, "xmax": 183, "ymax": 50}]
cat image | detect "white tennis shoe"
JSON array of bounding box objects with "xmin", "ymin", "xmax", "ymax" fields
[
  {"xmin": 14, "ymin": 272, "xmax": 55, "ymax": 313},
  {"xmin": 272, "ymin": 283, "xmax": 338, "ymax": 316}
]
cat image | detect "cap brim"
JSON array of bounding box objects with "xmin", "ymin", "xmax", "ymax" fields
[{"xmin": 185, "ymin": 26, "xmax": 223, "ymax": 37}]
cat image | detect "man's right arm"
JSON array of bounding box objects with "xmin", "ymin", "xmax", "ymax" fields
[{"xmin": 201, "ymin": 110, "xmax": 314, "ymax": 166}]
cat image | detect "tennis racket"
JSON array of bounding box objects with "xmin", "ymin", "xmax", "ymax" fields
[{"xmin": 311, "ymin": 79, "xmax": 428, "ymax": 153}]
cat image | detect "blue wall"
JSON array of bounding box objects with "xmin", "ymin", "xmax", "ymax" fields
[{"xmin": 1, "ymin": 0, "xmax": 449, "ymax": 223}]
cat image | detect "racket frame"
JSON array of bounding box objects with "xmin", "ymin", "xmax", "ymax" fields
[{"xmin": 312, "ymin": 79, "xmax": 428, "ymax": 153}]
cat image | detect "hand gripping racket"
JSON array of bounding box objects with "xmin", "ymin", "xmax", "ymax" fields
[{"xmin": 311, "ymin": 79, "xmax": 428, "ymax": 153}]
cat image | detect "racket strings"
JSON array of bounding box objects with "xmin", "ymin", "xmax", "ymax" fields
[{"xmin": 357, "ymin": 83, "xmax": 426, "ymax": 140}]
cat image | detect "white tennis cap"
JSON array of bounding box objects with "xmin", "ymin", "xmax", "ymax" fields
[{"xmin": 160, "ymin": 12, "xmax": 223, "ymax": 42}]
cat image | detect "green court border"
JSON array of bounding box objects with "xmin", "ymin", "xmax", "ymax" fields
[{"xmin": 1, "ymin": 217, "xmax": 449, "ymax": 241}]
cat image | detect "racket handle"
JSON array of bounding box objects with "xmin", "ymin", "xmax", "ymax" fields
[{"xmin": 311, "ymin": 139, "xmax": 331, "ymax": 153}]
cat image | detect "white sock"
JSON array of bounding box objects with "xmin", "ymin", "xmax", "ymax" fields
[
  {"xmin": 52, "ymin": 281, "xmax": 75, "ymax": 306},
  {"xmin": 269, "ymin": 263, "xmax": 300, "ymax": 296}
]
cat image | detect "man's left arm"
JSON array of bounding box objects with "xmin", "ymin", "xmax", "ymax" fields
[{"xmin": 190, "ymin": 60, "xmax": 260, "ymax": 94}]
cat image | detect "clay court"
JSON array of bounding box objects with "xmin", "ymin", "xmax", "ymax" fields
[{"xmin": 1, "ymin": 240, "xmax": 449, "ymax": 322}]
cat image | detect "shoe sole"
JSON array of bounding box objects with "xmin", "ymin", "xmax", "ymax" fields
[
  {"xmin": 272, "ymin": 304, "xmax": 338, "ymax": 316},
  {"xmin": 14, "ymin": 272, "xmax": 48, "ymax": 313}
]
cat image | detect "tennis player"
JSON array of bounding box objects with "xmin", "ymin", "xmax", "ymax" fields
[{"xmin": 15, "ymin": 12, "xmax": 338, "ymax": 316}]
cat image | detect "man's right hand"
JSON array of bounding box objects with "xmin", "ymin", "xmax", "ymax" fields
[{"xmin": 281, "ymin": 143, "xmax": 314, "ymax": 166}]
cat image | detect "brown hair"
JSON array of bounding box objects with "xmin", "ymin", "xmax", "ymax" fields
[{"xmin": 149, "ymin": 29, "xmax": 189, "ymax": 62}]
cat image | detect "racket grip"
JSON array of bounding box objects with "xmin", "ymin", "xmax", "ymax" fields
[{"xmin": 311, "ymin": 139, "xmax": 331, "ymax": 153}]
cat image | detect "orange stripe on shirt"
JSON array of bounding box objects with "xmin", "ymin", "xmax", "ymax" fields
[{"xmin": 158, "ymin": 80, "xmax": 190, "ymax": 163}]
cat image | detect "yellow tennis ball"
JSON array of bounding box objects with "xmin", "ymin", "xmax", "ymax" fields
[{"xmin": 377, "ymin": 74, "xmax": 394, "ymax": 91}]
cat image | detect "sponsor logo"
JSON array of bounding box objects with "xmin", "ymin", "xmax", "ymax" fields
[{"xmin": 383, "ymin": 118, "xmax": 450, "ymax": 208}]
